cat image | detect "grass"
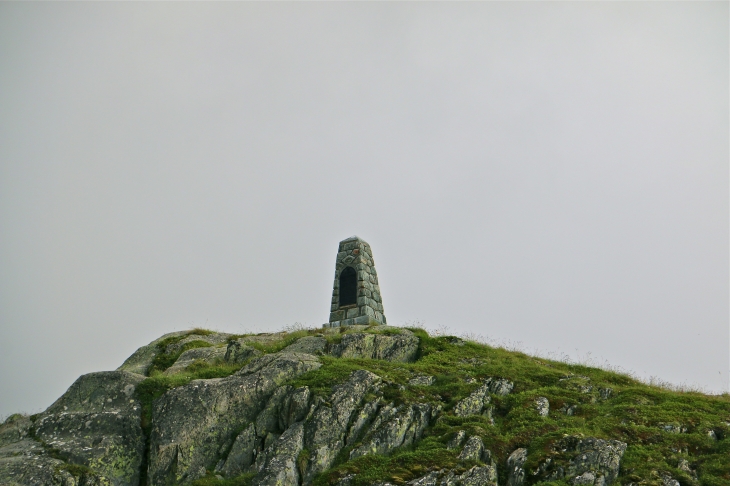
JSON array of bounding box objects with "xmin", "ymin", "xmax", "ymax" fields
[{"xmin": 190, "ymin": 472, "xmax": 256, "ymax": 486}]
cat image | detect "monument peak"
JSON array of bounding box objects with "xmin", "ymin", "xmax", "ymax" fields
[{"xmin": 325, "ymin": 237, "xmax": 386, "ymax": 327}]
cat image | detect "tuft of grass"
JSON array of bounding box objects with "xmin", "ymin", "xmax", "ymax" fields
[
  {"xmin": 242, "ymin": 329, "xmax": 313, "ymax": 354},
  {"xmin": 313, "ymin": 437, "xmax": 461, "ymax": 486},
  {"xmin": 190, "ymin": 472, "xmax": 256, "ymax": 486},
  {"xmin": 149, "ymin": 340, "xmax": 214, "ymax": 375},
  {"xmin": 55, "ymin": 462, "xmax": 96, "ymax": 479}
]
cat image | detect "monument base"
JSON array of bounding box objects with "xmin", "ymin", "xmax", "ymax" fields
[{"xmin": 323, "ymin": 316, "xmax": 384, "ymax": 328}]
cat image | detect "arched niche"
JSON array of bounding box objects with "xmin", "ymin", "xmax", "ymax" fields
[{"xmin": 338, "ymin": 266, "xmax": 357, "ymax": 306}]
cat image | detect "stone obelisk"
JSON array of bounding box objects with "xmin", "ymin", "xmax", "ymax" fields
[{"xmin": 325, "ymin": 236, "xmax": 386, "ymax": 327}]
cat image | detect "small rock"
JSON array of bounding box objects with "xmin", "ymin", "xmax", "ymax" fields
[
  {"xmin": 507, "ymin": 448, "xmax": 528, "ymax": 486},
  {"xmin": 535, "ymin": 397, "xmax": 549, "ymax": 417},
  {"xmin": 560, "ymin": 404, "xmax": 577, "ymax": 416},
  {"xmin": 599, "ymin": 388, "xmax": 613, "ymax": 400},
  {"xmin": 572, "ymin": 471, "xmax": 596, "ymax": 485},
  {"xmin": 660, "ymin": 472, "xmax": 681, "ymax": 486},
  {"xmin": 455, "ymin": 465, "xmax": 498, "ymax": 486},
  {"xmin": 485, "ymin": 377, "xmax": 514, "ymax": 395},
  {"xmin": 225, "ymin": 338, "xmax": 263, "ymax": 364},
  {"xmin": 408, "ymin": 375, "xmax": 436, "ymax": 386},
  {"xmin": 458, "ymin": 436, "xmax": 493, "ymax": 463},
  {"xmin": 406, "ymin": 471, "xmax": 441, "ymax": 485},
  {"xmin": 707, "ymin": 429, "xmax": 718, "ymax": 440},
  {"xmin": 334, "ymin": 474, "xmax": 356, "ymax": 486},
  {"xmin": 678, "ymin": 459, "xmax": 697, "ymax": 479},
  {"xmin": 282, "ymin": 336, "xmax": 327, "ymax": 355},
  {"xmin": 660, "ymin": 423, "xmax": 686, "ymax": 434},
  {"xmin": 447, "ymin": 430, "xmax": 467, "ymax": 450},
  {"xmin": 454, "ymin": 384, "xmax": 492, "ymax": 417},
  {"xmin": 560, "ymin": 375, "xmax": 593, "ymax": 394}
]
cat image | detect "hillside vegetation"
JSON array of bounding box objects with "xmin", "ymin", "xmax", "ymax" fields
[{"xmin": 1, "ymin": 325, "xmax": 728, "ymax": 486}]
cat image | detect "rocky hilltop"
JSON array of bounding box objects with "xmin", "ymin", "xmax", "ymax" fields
[{"xmin": 1, "ymin": 325, "xmax": 728, "ymax": 486}]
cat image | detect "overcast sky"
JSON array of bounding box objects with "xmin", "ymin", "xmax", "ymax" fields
[{"xmin": 0, "ymin": 2, "xmax": 727, "ymax": 418}]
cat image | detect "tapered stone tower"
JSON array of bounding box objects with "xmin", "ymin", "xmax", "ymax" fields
[{"xmin": 325, "ymin": 236, "xmax": 386, "ymax": 327}]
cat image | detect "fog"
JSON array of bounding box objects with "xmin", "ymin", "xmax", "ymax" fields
[{"xmin": 0, "ymin": 2, "xmax": 727, "ymax": 418}]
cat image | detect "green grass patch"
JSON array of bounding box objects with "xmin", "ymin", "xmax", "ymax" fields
[
  {"xmin": 190, "ymin": 472, "xmax": 256, "ymax": 486},
  {"xmin": 149, "ymin": 340, "xmax": 215, "ymax": 375},
  {"xmin": 313, "ymin": 437, "xmax": 461, "ymax": 486}
]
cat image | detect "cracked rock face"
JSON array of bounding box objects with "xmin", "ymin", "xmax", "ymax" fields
[
  {"xmin": 254, "ymin": 422, "xmax": 306, "ymax": 486},
  {"xmin": 565, "ymin": 437, "xmax": 627, "ymax": 485},
  {"xmin": 148, "ymin": 352, "xmax": 321, "ymax": 485},
  {"xmin": 328, "ymin": 333, "xmax": 419, "ymax": 363},
  {"xmin": 349, "ymin": 402, "xmax": 433, "ymax": 460},
  {"xmin": 35, "ymin": 371, "xmax": 147, "ymax": 486},
  {"xmin": 302, "ymin": 369, "xmax": 383, "ymax": 483},
  {"xmin": 0, "ymin": 414, "xmax": 90, "ymax": 486}
]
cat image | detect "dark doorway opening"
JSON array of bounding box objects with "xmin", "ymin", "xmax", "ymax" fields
[{"xmin": 339, "ymin": 267, "xmax": 357, "ymax": 306}]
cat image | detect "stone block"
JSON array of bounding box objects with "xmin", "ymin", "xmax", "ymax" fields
[{"xmin": 347, "ymin": 307, "xmax": 360, "ymax": 318}]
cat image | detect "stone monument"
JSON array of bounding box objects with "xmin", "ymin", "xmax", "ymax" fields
[{"xmin": 325, "ymin": 236, "xmax": 387, "ymax": 327}]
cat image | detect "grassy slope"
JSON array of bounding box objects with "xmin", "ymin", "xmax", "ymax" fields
[{"xmin": 134, "ymin": 327, "xmax": 730, "ymax": 486}]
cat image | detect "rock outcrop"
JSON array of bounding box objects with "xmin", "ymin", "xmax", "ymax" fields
[{"xmin": 4, "ymin": 325, "xmax": 708, "ymax": 486}]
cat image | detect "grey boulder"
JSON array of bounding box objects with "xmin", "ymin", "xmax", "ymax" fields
[{"xmin": 328, "ymin": 333, "xmax": 419, "ymax": 363}]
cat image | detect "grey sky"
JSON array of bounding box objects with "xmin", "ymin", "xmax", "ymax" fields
[{"xmin": 0, "ymin": 2, "xmax": 727, "ymax": 418}]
